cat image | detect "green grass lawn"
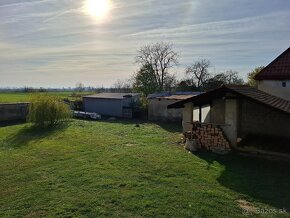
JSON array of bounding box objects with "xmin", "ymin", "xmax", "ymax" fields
[
  {"xmin": 0, "ymin": 92, "xmax": 93, "ymax": 103},
  {"xmin": 0, "ymin": 120, "xmax": 289, "ymax": 217}
]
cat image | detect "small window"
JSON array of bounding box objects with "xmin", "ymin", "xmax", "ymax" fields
[{"xmin": 282, "ymin": 81, "xmax": 286, "ymax": 87}]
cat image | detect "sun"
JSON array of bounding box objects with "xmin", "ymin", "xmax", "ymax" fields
[{"xmin": 84, "ymin": 0, "xmax": 111, "ymax": 20}]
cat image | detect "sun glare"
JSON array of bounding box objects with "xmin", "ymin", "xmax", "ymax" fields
[{"xmin": 84, "ymin": 0, "xmax": 111, "ymax": 20}]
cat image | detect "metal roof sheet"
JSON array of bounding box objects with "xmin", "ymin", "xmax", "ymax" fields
[
  {"xmin": 148, "ymin": 92, "xmax": 203, "ymax": 99},
  {"xmin": 83, "ymin": 93, "xmax": 139, "ymax": 100},
  {"xmin": 157, "ymin": 94, "xmax": 196, "ymax": 100}
]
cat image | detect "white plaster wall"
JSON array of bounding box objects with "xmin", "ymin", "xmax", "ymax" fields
[
  {"xmin": 182, "ymin": 102, "xmax": 193, "ymax": 132},
  {"xmin": 222, "ymin": 99, "xmax": 238, "ymax": 147},
  {"xmin": 258, "ymin": 80, "xmax": 290, "ymax": 101},
  {"xmin": 193, "ymin": 107, "xmax": 199, "ymax": 122},
  {"xmin": 202, "ymin": 105, "xmax": 211, "ymax": 122},
  {"xmin": 193, "ymin": 105, "xmax": 211, "ymax": 122}
]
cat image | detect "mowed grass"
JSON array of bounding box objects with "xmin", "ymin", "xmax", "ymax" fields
[
  {"xmin": 0, "ymin": 92, "xmax": 93, "ymax": 103},
  {"xmin": 0, "ymin": 120, "xmax": 289, "ymax": 217}
]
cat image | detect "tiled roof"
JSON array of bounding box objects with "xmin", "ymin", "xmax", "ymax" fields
[
  {"xmin": 227, "ymin": 85, "xmax": 290, "ymax": 114},
  {"xmin": 168, "ymin": 85, "xmax": 290, "ymax": 115},
  {"xmin": 255, "ymin": 47, "xmax": 290, "ymax": 80},
  {"xmin": 83, "ymin": 93, "xmax": 139, "ymax": 99}
]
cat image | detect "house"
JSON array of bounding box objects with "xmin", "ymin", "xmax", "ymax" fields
[
  {"xmin": 255, "ymin": 47, "xmax": 290, "ymax": 100},
  {"xmin": 83, "ymin": 93, "xmax": 140, "ymax": 118},
  {"xmin": 147, "ymin": 92, "xmax": 202, "ymax": 122},
  {"xmin": 168, "ymin": 47, "xmax": 290, "ymax": 147}
]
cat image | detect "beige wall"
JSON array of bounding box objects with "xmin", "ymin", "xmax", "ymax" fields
[
  {"xmin": 0, "ymin": 103, "xmax": 29, "ymax": 122},
  {"xmin": 258, "ymin": 80, "xmax": 290, "ymax": 101},
  {"xmin": 222, "ymin": 99, "xmax": 238, "ymax": 146},
  {"xmin": 182, "ymin": 102, "xmax": 193, "ymax": 132},
  {"xmin": 148, "ymin": 99, "xmax": 183, "ymax": 122},
  {"xmin": 210, "ymin": 99, "xmax": 225, "ymax": 124}
]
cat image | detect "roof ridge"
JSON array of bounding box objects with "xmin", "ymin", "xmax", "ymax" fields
[{"xmin": 255, "ymin": 46, "xmax": 290, "ymax": 80}]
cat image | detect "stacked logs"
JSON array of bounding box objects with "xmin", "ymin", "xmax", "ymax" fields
[{"xmin": 184, "ymin": 123, "xmax": 230, "ymax": 152}]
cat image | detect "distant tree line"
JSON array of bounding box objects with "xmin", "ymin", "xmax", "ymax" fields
[{"xmin": 3, "ymin": 42, "xmax": 264, "ymax": 97}]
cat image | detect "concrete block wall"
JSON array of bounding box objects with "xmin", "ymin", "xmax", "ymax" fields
[
  {"xmin": 0, "ymin": 103, "xmax": 29, "ymax": 122},
  {"xmin": 240, "ymin": 99, "xmax": 290, "ymax": 138}
]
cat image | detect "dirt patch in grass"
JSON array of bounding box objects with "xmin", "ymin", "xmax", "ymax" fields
[
  {"xmin": 236, "ymin": 199, "xmax": 257, "ymax": 215},
  {"xmin": 125, "ymin": 143, "xmax": 137, "ymax": 147}
]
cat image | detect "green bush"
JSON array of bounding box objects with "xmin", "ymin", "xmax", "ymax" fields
[{"xmin": 28, "ymin": 94, "xmax": 72, "ymax": 127}]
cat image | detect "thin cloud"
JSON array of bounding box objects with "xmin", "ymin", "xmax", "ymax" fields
[{"xmin": 0, "ymin": 0, "xmax": 290, "ymax": 87}]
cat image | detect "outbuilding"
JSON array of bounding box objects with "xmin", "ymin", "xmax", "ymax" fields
[
  {"xmin": 169, "ymin": 47, "xmax": 290, "ymax": 149},
  {"xmin": 148, "ymin": 92, "xmax": 201, "ymax": 122},
  {"xmin": 168, "ymin": 85, "xmax": 290, "ymax": 147},
  {"xmin": 83, "ymin": 93, "xmax": 140, "ymax": 118}
]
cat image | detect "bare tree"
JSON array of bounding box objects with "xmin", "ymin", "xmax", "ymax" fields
[
  {"xmin": 112, "ymin": 79, "xmax": 132, "ymax": 93},
  {"xmin": 185, "ymin": 59, "xmax": 211, "ymax": 89},
  {"xmin": 135, "ymin": 42, "xmax": 178, "ymax": 91},
  {"xmin": 224, "ymin": 70, "xmax": 244, "ymax": 84}
]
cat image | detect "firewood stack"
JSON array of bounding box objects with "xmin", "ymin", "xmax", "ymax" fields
[{"xmin": 184, "ymin": 123, "xmax": 231, "ymax": 152}]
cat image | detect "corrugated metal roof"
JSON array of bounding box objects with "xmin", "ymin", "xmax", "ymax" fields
[
  {"xmin": 148, "ymin": 92, "xmax": 203, "ymax": 99},
  {"xmin": 255, "ymin": 47, "xmax": 290, "ymax": 80},
  {"xmin": 168, "ymin": 85, "xmax": 290, "ymax": 115},
  {"xmin": 157, "ymin": 94, "xmax": 196, "ymax": 100},
  {"xmin": 83, "ymin": 93, "xmax": 139, "ymax": 100}
]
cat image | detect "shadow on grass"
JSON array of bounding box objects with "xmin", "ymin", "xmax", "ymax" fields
[
  {"xmin": 3, "ymin": 122, "xmax": 70, "ymax": 149},
  {"xmin": 196, "ymin": 152, "xmax": 290, "ymax": 211},
  {"xmin": 239, "ymin": 134, "xmax": 290, "ymax": 154},
  {"xmin": 0, "ymin": 120, "xmax": 27, "ymax": 127}
]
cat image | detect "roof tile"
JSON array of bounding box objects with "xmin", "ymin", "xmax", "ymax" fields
[{"xmin": 255, "ymin": 47, "xmax": 290, "ymax": 80}]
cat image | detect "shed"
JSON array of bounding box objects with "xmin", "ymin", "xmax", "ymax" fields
[
  {"xmin": 83, "ymin": 93, "xmax": 140, "ymax": 118},
  {"xmin": 168, "ymin": 85, "xmax": 290, "ymax": 147},
  {"xmin": 147, "ymin": 92, "xmax": 202, "ymax": 122}
]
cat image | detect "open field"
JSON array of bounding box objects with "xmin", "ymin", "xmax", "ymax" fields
[
  {"xmin": 0, "ymin": 120, "xmax": 289, "ymax": 217},
  {"xmin": 0, "ymin": 92, "xmax": 93, "ymax": 103}
]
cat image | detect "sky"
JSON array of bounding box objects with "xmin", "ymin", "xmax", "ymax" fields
[{"xmin": 0, "ymin": 0, "xmax": 290, "ymax": 88}]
